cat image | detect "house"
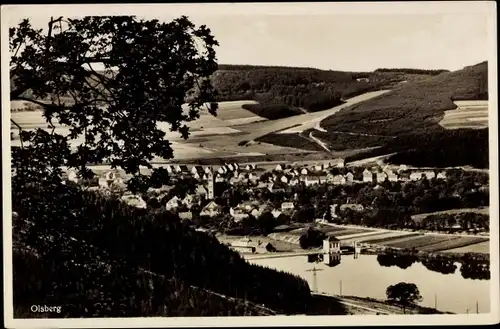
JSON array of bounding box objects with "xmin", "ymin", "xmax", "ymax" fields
[
  {"xmin": 179, "ymin": 211, "xmax": 193, "ymax": 220},
  {"xmin": 192, "ymin": 172, "xmax": 201, "ymax": 179},
  {"xmin": 174, "ymin": 165, "xmax": 183, "ymax": 173},
  {"xmin": 281, "ymin": 202, "xmax": 295, "ymax": 211},
  {"xmin": 437, "ymin": 172, "xmax": 447, "ymax": 180},
  {"xmin": 245, "ymin": 164, "xmax": 256, "ymax": 171},
  {"xmin": 397, "ymin": 164, "xmax": 408, "ymax": 173},
  {"xmin": 175, "ymin": 165, "xmax": 189, "ymax": 173},
  {"xmin": 333, "ymin": 174, "xmax": 346, "ymax": 185},
  {"xmin": 191, "ymin": 165, "xmax": 204, "ymax": 176},
  {"xmin": 230, "ymin": 207, "xmax": 250, "ymax": 222},
  {"xmin": 318, "ymin": 175, "xmax": 328, "ymax": 183},
  {"xmin": 121, "ymin": 195, "xmax": 147, "ymax": 209},
  {"xmin": 182, "ymin": 194, "xmax": 198, "ymax": 209},
  {"xmin": 376, "ymin": 172, "xmax": 387, "ymax": 183},
  {"xmin": 204, "ymin": 166, "xmax": 213, "ymax": 174},
  {"xmin": 345, "ymin": 172, "xmax": 354, "ymax": 183},
  {"xmin": 410, "ymin": 172, "xmax": 423, "ymax": 181},
  {"xmin": 340, "ymin": 203, "xmax": 365, "ymax": 212},
  {"xmin": 289, "ymin": 178, "xmax": 299, "ymax": 186},
  {"xmin": 233, "ymin": 163, "xmax": 240, "ymax": 171},
  {"xmin": 423, "ymin": 171, "xmax": 436, "ymax": 180},
  {"xmin": 330, "ymin": 204, "xmax": 339, "ymax": 218},
  {"xmin": 248, "ymin": 173, "xmax": 258, "ymax": 182},
  {"xmin": 313, "ymin": 164, "xmax": 323, "ymax": 172},
  {"xmin": 305, "ymin": 176, "xmax": 321, "ymax": 186},
  {"xmin": 362, "ymin": 169, "xmax": 373, "ymax": 183},
  {"xmin": 200, "ymin": 201, "xmax": 221, "ymax": 217},
  {"xmin": 215, "ymin": 173, "xmax": 225, "ymax": 183},
  {"xmin": 356, "ymin": 77, "xmax": 370, "ymax": 83},
  {"xmin": 65, "ymin": 170, "xmax": 79, "ymax": 183},
  {"xmin": 195, "ymin": 185, "xmax": 208, "ymax": 198},
  {"xmin": 300, "ymin": 168, "xmax": 309, "ymax": 175},
  {"xmin": 275, "ymin": 164, "xmax": 284, "ymax": 171},
  {"xmin": 230, "ymin": 238, "xmax": 271, "ymax": 254},
  {"xmin": 165, "ymin": 165, "xmax": 174, "ymax": 174},
  {"xmin": 166, "ymin": 196, "xmax": 181, "ymax": 211},
  {"xmin": 271, "ymin": 209, "xmax": 282, "ymax": 218},
  {"xmin": 268, "ymin": 182, "xmax": 285, "ymax": 193},
  {"xmin": 280, "ymin": 175, "xmax": 289, "ymax": 184},
  {"xmin": 217, "ymin": 166, "xmax": 227, "ymax": 174},
  {"xmin": 227, "ymin": 163, "xmax": 235, "ymax": 172},
  {"xmin": 386, "ymin": 170, "xmax": 398, "ymax": 182},
  {"xmin": 337, "ymin": 159, "xmax": 345, "ymax": 168}
]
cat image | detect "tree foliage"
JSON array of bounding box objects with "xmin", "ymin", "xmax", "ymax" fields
[
  {"xmin": 386, "ymin": 282, "xmax": 423, "ymax": 313},
  {"xmin": 10, "ymin": 16, "xmax": 219, "ymax": 193}
]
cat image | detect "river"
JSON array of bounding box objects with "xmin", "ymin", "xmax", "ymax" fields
[{"xmin": 246, "ymin": 254, "xmax": 490, "ymax": 314}]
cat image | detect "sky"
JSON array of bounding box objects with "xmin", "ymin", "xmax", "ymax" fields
[{"xmin": 3, "ymin": 3, "xmax": 494, "ymax": 72}]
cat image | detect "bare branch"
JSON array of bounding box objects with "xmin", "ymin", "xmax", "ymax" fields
[{"xmin": 10, "ymin": 119, "xmax": 24, "ymax": 149}]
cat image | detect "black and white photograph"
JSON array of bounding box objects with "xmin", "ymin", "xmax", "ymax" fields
[{"xmin": 2, "ymin": 2, "xmax": 498, "ymax": 328}]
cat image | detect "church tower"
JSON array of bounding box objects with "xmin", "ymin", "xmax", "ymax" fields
[{"xmin": 207, "ymin": 170, "xmax": 215, "ymax": 200}]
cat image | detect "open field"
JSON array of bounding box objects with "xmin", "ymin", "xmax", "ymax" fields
[
  {"xmin": 439, "ymin": 100, "xmax": 488, "ymax": 130},
  {"xmin": 383, "ymin": 235, "xmax": 460, "ymax": 249},
  {"xmin": 411, "ymin": 207, "xmax": 490, "ymax": 222},
  {"xmin": 419, "ymin": 237, "xmax": 490, "ymax": 253},
  {"xmin": 363, "ymin": 233, "xmax": 423, "ymax": 245},
  {"xmin": 442, "ymin": 240, "xmax": 490, "ymax": 254}
]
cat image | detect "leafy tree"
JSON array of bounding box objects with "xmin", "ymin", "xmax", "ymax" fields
[
  {"xmin": 299, "ymin": 227, "xmax": 326, "ymax": 250},
  {"xmin": 386, "ymin": 282, "xmax": 423, "ymax": 313},
  {"xmin": 258, "ymin": 211, "xmax": 277, "ymax": 235},
  {"xmin": 10, "ymin": 16, "xmax": 219, "ymax": 193}
]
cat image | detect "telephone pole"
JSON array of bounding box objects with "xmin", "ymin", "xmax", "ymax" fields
[
  {"xmin": 306, "ymin": 265, "xmax": 323, "ymax": 293},
  {"xmin": 340, "ymin": 280, "xmax": 343, "ymax": 296},
  {"xmin": 476, "ymin": 301, "xmax": 479, "ymax": 314},
  {"xmin": 434, "ymin": 294, "xmax": 437, "ymax": 310}
]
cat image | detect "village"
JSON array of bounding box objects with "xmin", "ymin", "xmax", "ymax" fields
[{"xmin": 60, "ymin": 158, "xmax": 489, "ymax": 260}]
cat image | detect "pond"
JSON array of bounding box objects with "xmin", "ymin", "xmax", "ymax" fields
[{"xmin": 247, "ymin": 254, "xmax": 490, "ymax": 314}]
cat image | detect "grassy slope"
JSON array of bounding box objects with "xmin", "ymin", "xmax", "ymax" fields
[
  {"xmin": 318, "ymin": 61, "xmax": 489, "ymax": 168},
  {"xmin": 320, "ymin": 61, "xmax": 488, "ymax": 137}
]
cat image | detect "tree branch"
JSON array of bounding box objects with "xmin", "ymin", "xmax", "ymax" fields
[{"xmin": 10, "ymin": 119, "xmax": 24, "ymax": 149}]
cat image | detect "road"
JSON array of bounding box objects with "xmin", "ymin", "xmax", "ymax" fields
[{"xmin": 312, "ymin": 292, "xmax": 391, "ymax": 315}]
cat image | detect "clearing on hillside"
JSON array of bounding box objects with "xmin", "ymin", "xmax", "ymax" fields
[{"xmin": 439, "ymin": 100, "xmax": 488, "ymax": 130}]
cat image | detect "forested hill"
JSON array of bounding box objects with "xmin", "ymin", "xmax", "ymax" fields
[
  {"xmin": 13, "ymin": 182, "xmax": 346, "ymax": 317},
  {"xmin": 211, "ymin": 64, "xmax": 440, "ymax": 119}
]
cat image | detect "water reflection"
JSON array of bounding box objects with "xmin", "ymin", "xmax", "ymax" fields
[{"xmin": 375, "ymin": 251, "xmax": 489, "ymax": 280}]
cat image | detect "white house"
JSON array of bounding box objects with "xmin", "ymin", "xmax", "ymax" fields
[
  {"xmin": 121, "ymin": 195, "xmax": 147, "ymax": 209},
  {"xmin": 437, "ymin": 172, "xmax": 447, "ymax": 180},
  {"xmin": 305, "ymin": 176, "xmax": 320, "ymax": 186},
  {"xmin": 337, "ymin": 159, "xmax": 345, "ymax": 168},
  {"xmin": 166, "ymin": 196, "xmax": 181, "ymax": 211},
  {"xmin": 271, "ymin": 209, "xmax": 282, "ymax": 218},
  {"xmin": 280, "ymin": 175, "xmax": 289, "ymax": 184},
  {"xmin": 281, "ymin": 202, "xmax": 295, "ymax": 211},
  {"xmin": 245, "ymin": 164, "xmax": 256, "ymax": 171},
  {"xmin": 313, "ymin": 164, "xmax": 323, "ymax": 172},
  {"xmin": 345, "ymin": 172, "xmax": 354, "ymax": 183},
  {"xmin": 227, "ymin": 163, "xmax": 235, "ymax": 172},
  {"xmin": 191, "ymin": 165, "xmax": 204, "ymax": 175},
  {"xmin": 424, "ymin": 171, "xmax": 436, "ymax": 180},
  {"xmin": 215, "ymin": 173, "xmax": 225, "ymax": 183},
  {"xmin": 333, "ymin": 174, "xmax": 346, "ymax": 185},
  {"xmin": 66, "ymin": 170, "xmax": 79, "ymax": 183},
  {"xmin": 204, "ymin": 166, "xmax": 213, "ymax": 174},
  {"xmin": 289, "ymin": 178, "xmax": 299, "ymax": 186},
  {"xmin": 200, "ymin": 201, "xmax": 221, "ymax": 217},
  {"xmin": 275, "ymin": 164, "xmax": 284, "ymax": 171},
  {"xmin": 217, "ymin": 166, "xmax": 227, "ymax": 174},
  {"xmin": 182, "ymin": 194, "xmax": 198, "ymax": 209},
  {"xmin": 362, "ymin": 169, "xmax": 373, "ymax": 183},
  {"xmin": 165, "ymin": 165, "xmax": 174, "ymax": 174},
  {"xmin": 397, "ymin": 164, "xmax": 408, "ymax": 173},
  {"xmin": 300, "ymin": 168, "xmax": 309, "ymax": 175},
  {"xmin": 386, "ymin": 170, "xmax": 398, "ymax": 182},
  {"xmin": 376, "ymin": 172, "xmax": 387, "ymax": 183},
  {"xmin": 410, "ymin": 172, "xmax": 423, "ymax": 181}
]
